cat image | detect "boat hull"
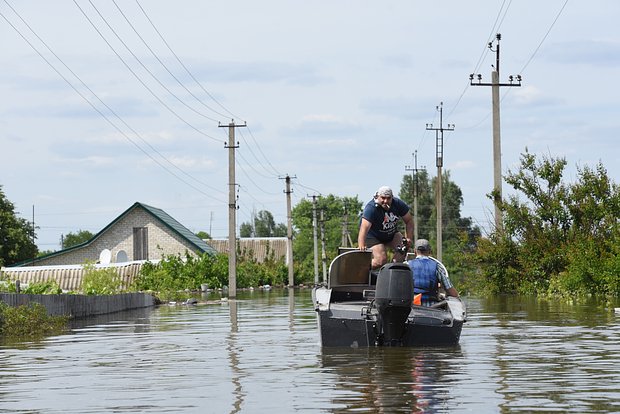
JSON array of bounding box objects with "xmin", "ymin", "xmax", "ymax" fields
[
  {"xmin": 314, "ymin": 299, "xmax": 464, "ymax": 347},
  {"xmin": 312, "ymin": 250, "xmax": 466, "ymax": 348}
]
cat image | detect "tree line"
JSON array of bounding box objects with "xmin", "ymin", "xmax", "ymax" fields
[{"xmin": 2, "ymin": 149, "xmax": 620, "ymax": 298}]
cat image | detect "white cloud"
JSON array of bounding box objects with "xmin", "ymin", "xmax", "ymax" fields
[{"xmin": 2, "ymin": 0, "xmax": 620, "ymax": 247}]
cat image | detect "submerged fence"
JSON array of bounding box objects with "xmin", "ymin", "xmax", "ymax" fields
[
  {"xmin": 0, "ymin": 261, "xmax": 153, "ymax": 292},
  {"xmin": 0, "ymin": 292, "xmax": 156, "ymax": 318}
]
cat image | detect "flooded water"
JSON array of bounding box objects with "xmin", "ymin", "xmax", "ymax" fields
[{"xmin": 1, "ymin": 289, "xmax": 619, "ymax": 413}]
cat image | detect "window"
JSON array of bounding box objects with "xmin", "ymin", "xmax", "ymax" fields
[{"xmin": 133, "ymin": 227, "xmax": 148, "ymax": 260}]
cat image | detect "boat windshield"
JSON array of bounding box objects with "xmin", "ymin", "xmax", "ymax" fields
[{"xmin": 328, "ymin": 250, "xmax": 372, "ymax": 288}]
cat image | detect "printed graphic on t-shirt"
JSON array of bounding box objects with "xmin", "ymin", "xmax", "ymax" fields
[{"xmin": 381, "ymin": 211, "xmax": 399, "ymax": 233}]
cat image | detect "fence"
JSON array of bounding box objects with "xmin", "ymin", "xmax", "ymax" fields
[
  {"xmin": 0, "ymin": 261, "xmax": 153, "ymax": 292},
  {"xmin": 0, "ymin": 292, "xmax": 156, "ymax": 318}
]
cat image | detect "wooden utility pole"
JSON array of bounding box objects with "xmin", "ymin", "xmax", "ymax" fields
[
  {"xmin": 280, "ymin": 174, "xmax": 296, "ymax": 287},
  {"xmin": 470, "ymin": 33, "xmax": 522, "ymax": 233},
  {"xmin": 426, "ymin": 103, "xmax": 454, "ymax": 262},
  {"xmin": 405, "ymin": 151, "xmax": 425, "ymax": 243},
  {"xmin": 219, "ymin": 119, "xmax": 246, "ymax": 298}
]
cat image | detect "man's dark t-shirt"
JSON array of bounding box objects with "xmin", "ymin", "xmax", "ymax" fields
[{"xmin": 361, "ymin": 197, "xmax": 409, "ymax": 242}]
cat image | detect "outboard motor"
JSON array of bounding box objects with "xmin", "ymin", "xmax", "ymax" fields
[{"xmin": 374, "ymin": 262, "xmax": 414, "ymax": 346}]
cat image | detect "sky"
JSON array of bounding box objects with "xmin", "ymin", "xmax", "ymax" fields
[{"xmin": 2, "ymin": 0, "xmax": 619, "ymax": 251}]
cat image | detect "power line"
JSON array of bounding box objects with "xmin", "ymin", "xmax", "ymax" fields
[
  {"xmin": 445, "ymin": 0, "xmax": 512, "ymax": 120},
  {"xmin": 110, "ymin": 0, "xmax": 232, "ymax": 122},
  {"xmin": 244, "ymin": 126, "xmax": 282, "ymax": 177},
  {"xmin": 87, "ymin": 0, "xmax": 219, "ymax": 122},
  {"xmin": 73, "ymin": 0, "xmax": 225, "ymax": 144},
  {"xmin": 518, "ymin": 0, "xmax": 569, "ymax": 75},
  {"xmin": 293, "ymin": 179, "xmax": 322, "ymax": 196},
  {"xmin": 237, "ymin": 128, "xmax": 281, "ymax": 178},
  {"xmin": 111, "ymin": 0, "xmax": 285, "ymax": 189},
  {"xmin": 133, "ymin": 0, "xmax": 240, "ymax": 121},
  {"xmin": 235, "ymin": 157, "xmax": 280, "ymax": 196},
  {"xmin": 236, "ymin": 150, "xmax": 278, "ymax": 181},
  {"xmin": 457, "ymin": 0, "xmax": 568, "ymax": 132},
  {"xmin": 0, "ymin": 4, "xmax": 227, "ymax": 202}
]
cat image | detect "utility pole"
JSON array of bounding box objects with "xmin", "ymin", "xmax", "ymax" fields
[
  {"xmin": 32, "ymin": 205, "xmax": 35, "ymax": 265},
  {"xmin": 470, "ymin": 33, "xmax": 522, "ymax": 233},
  {"xmin": 310, "ymin": 194, "xmax": 319, "ymax": 285},
  {"xmin": 219, "ymin": 119, "xmax": 246, "ymax": 298},
  {"xmin": 341, "ymin": 203, "xmax": 353, "ymax": 248},
  {"xmin": 319, "ymin": 209, "xmax": 327, "ymax": 283},
  {"xmin": 209, "ymin": 211, "xmax": 213, "ymax": 237},
  {"xmin": 405, "ymin": 151, "xmax": 425, "ymax": 243},
  {"xmin": 426, "ymin": 102, "xmax": 454, "ymax": 262},
  {"xmin": 280, "ymin": 174, "xmax": 296, "ymax": 287}
]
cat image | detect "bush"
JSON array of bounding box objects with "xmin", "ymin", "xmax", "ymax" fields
[
  {"xmin": 132, "ymin": 250, "xmax": 289, "ymax": 300},
  {"xmin": 466, "ymin": 151, "xmax": 620, "ymax": 298},
  {"xmin": 0, "ymin": 302, "xmax": 68, "ymax": 338},
  {"xmin": 21, "ymin": 280, "xmax": 63, "ymax": 294},
  {"xmin": 81, "ymin": 263, "xmax": 122, "ymax": 295},
  {"xmin": 132, "ymin": 252, "xmax": 229, "ymax": 301}
]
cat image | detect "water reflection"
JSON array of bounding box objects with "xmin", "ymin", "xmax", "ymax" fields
[
  {"xmin": 226, "ymin": 299, "xmax": 244, "ymax": 414},
  {"xmin": 479, "ymin": 294, "xmax": 620, "ymax": 326},
  {"xmin": 288, "ymin": 288, "xmax": 295, "ymax": 331},
  {"xmin": 320, "ymin": 346, "xmax": 462, "ymax": 413},
  {"xmin": 466, "ymin": 296, "xmax": 620, "ymax": 413},
  {"xmin": 0, "ymin": 291, "xmax": 619, "ymax": 413},
  {"xmin": 69, "ymin": 307, "xmax": 154, "ymax": 333}
]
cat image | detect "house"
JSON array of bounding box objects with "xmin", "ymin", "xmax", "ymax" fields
[{"xmin": 15, "ymin": 202, "xmax": 216, "ymax": 267}]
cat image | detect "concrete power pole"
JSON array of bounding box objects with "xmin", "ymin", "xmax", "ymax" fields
[
  {"xmin": 341, "ymin": 203, "xmax": 353, "ymax": 248},
  {"xmin": 319, "ymin": 209, "xmax": 327, "ymax": 283},
  {"xmin": 219, "ymin": 119, "xmax": 246, "ymax": 298},
  {"xmin": 426, "ymin": 103, "xmax": 454, "ymax": 262},
  {"xmin": 405, "ymin": 150, "xmax": 425, "ymax": 243},
  {"xmin": 281, "ymin": 174, "xmax": 296, "ymax": 287},
  {"xmin": 470, "ymin": 33, "xmax": 522, "ymax": 233},
  {"xmin": 310, "ymin": 195, "xmax": 319, "ymax": 285}
]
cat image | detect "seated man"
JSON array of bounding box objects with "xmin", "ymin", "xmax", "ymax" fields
[{"xmin": 407, "ymin": 239, "xmax": 459, "ymax": 306}]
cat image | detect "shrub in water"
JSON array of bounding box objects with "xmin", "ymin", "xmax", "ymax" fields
[
  {"xmin": 81, "ymin": 263, "xmax": 122, "ymax": 295},
  {"xmin": 0, "ymin": 302, "xmax": 68, "ymax": 339}
]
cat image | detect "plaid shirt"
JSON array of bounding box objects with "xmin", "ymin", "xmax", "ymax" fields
[{"xmin": 414, "ymin": 255, "xmax": 453, "ymax": 290}]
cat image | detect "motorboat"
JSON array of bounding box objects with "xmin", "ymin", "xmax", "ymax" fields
[{"xmin": 312, "ymin": 250, "xmax": 466, "ymax": 347}]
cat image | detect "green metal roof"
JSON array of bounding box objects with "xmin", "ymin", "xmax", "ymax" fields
[{"xmin": 136, "ymin": 202, "xmax": 216, "ymax": 254}]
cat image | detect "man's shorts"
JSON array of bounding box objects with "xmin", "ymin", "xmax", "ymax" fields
[{"xmin": 365, "ymin": 234, "xmax": 398, "ymax": 248}]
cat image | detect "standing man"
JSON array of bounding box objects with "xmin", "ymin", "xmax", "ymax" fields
[
  {"xmin": 408, "ymin": 239, "xmax": 459, "ymax": 306},
  {"xmin": 358, "ymin": 186, "xmax": 414, "ymax": 269}
]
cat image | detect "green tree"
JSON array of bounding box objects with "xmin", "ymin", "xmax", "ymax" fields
[
  {"xmin": 399, "ymin": 170, "xmax": 480, "ymax": 290},
  {"xmin": 291, "ymin": 195, "xmax": 362, "ymax": 282},
  {"xmin": 240, "ymin": 210, "xmax": 287, "ymax": 237},
  {"xmin": 239, "ymin": 222, "xmax": 253, "ymax": 238},
  {"xmin": 399, "ymin": 170, "xmax": 480, "ymax": 250},
  {"xmin": 62, "ymin": 230, "xmax": 94, "ymax": 248},
  {"xmin": 0, "ymin": 186, "xmax": 37, "ymax": 266},
  {"xmin": 400, "ymin": 169, "xmax": 434, "ymax": 239},
  {"xmin": 196, "ymin": 231, "xmax": 211, "ymax": 240},
  {"xmin": 472, "ymin": 149, "xmax": 620, "ymax": 296}
]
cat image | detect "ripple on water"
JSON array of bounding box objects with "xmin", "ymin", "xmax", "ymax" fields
[{"xmin": 0, "ymin": 292, "xmax": 619, "ymax": 413}]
